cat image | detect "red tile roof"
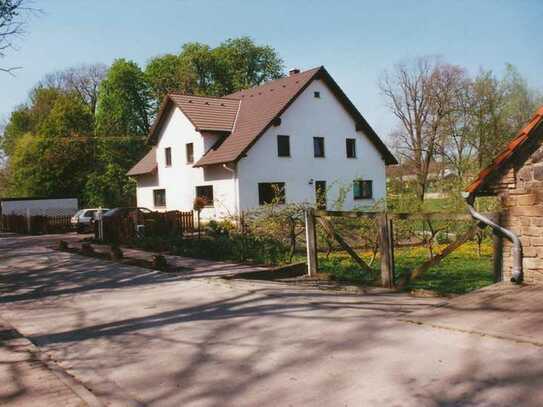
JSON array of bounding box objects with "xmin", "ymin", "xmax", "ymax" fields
[
  {"xmin": 169, "ymin": 94, "xmax": 240, "ymax": 132},
  {"xmin": 195, "ymin": 67, "xmax": 323, "ymax": 166},
  {"xmin": 196, "ymin": 66, "xmax": 396, "ymax": 166},
  {"xmin": 134, "ymin": 66, "xmax": 396, "ymax": 176},
  {"xmin": 465, "ymin": 105, "xmax": 543, "ymax": 195},
  {"xmin": 127, "ymin": 147, "xmax": 156, "ymax": 176}
]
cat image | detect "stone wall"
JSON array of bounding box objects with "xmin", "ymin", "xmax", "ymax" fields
[{"xmin": 494, "ymin": 140, "xmax": 543, "ymax": 283}]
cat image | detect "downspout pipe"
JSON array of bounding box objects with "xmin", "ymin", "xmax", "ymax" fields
[{"xmin": 464, "ymin": 192, "xmax": 523, "ymax": 283}]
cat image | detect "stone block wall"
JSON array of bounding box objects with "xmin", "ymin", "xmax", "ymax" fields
[{"xmin": 496, "ymin": 142, "xmax": 543, "ymax": 283}]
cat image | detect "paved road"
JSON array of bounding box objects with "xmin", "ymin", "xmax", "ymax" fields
[{"xmin": 1, "ymin": 233, "xmax": 542, "ymax": 406}]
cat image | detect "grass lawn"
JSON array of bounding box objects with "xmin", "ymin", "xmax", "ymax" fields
[{"xmin": 316, "ymin": 241, "xmax": 495, "ymax": 295}]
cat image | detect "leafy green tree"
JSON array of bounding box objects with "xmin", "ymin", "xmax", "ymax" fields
[
  {"xmin": 145, "ymin": 54, "xmax": 183, "ymax": 103},
  {"xmin": 1, "ymin": 87, "xmax": 65, "ymax": 156},
  {"xmin": 96, "ymin": 58, "xmax": 152, "ymax": 137},
  {"xmin": 91, "ymin": 59, "xmax": 152, "ymax": 206},
  {"xmin": 144, "ymin": 37, "xmax": 284, "ymax": 104},
  {"xmin": 7, "ymin": 92, "xmax": 95, "ymax": 197},
  {"xmin": 213, "ymin": 36, "xmax": 284, "ymax": 92}
]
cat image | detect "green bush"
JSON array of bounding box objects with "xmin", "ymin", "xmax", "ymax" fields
[
  {"xmin": 132, "ymin": 232, "xmax": 289, "ymax": 266},
  {"xmin": 171, "ymin": 233, "xmax": 289, "ymax": 265},
  {"xmin": 206, "ymin": 219, "xmax": 236, "ymax": 237}
]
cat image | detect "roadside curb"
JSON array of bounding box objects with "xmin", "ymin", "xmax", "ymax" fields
[{"xmin": 0, "ymin": 316, "xmax": 104, "ymax": 407}]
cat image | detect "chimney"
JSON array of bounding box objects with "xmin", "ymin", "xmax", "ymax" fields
[{"xmin": 289, "ymin": 68, "xmax": 300, "ymax": 76}]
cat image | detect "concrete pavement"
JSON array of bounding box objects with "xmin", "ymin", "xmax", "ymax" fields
[{"xmin": 1, "ymin": 232, "xmax": 542, "ymax": 406}]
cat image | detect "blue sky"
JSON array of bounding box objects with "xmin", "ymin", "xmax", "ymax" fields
[{"xmin": 1, "ymin": 0, "xmax": 542, "ymax": 139}]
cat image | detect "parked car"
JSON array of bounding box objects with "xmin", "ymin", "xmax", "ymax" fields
[{"xmin": 71, "ymin": 208, "xmax": 109, "ymax": 233}]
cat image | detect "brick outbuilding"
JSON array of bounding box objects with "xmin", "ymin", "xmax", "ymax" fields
[{"xmin": 466, "ymin": 106, "xmax": 543, "ymax": 283}]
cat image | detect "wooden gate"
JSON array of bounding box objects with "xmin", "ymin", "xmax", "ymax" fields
[{"xmin": 305, "ymin": 209, "xmax": 497, "ymax": 288}]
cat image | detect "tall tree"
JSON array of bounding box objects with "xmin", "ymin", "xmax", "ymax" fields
[
  {"xmin": 468, "ymin": 70, "xmax": 508, "ymax": 169},
  {"xmin": 144, "ymin": 37, "xmax": 284, "ymax": 106},
  {"xmin": 145, "ymin": 53, "xmax": 183, "ymax": 103},
  {"xmin": 213, "ymin": 36, "xmax": 284, "ymax": 92},
  {"xmin": 380, "ymin": 57, "xmax": 462, "ymax": 202},
  {"xmin": 89, "ymin": 59, "xmax": 152, "ymax": 206},
  {"xmin": 0, "ymin": 86, "xmax": 64, "ymax": 156},
  {"xmin": 40, "ymin": 64, "xmax": 108, "ymax": 115},
  {"xmin": 7, "ymin": 92, "xmax": 95, "ymax": 197}
]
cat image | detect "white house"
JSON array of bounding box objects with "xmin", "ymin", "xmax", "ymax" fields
[{"xmin": 128, "ymin": 66, "xmax": 397, "ymax": 219}]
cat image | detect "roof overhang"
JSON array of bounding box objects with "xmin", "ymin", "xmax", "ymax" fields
[{"xmin": 465, "ymin": 106, "xmax": 543, "ymax": 196}]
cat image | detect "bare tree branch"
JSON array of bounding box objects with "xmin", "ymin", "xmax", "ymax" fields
[{"xmin": 0, "ymin": 0, "xmax": 39, "ymax": 74}]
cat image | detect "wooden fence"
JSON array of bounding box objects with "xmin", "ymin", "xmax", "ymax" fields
[
  {"xmin": 0, "ymin": 214, "xmax": 72, "ymax": 235},
  {"xmin": 101, "ymin": 210, "xmax": 195, "ymax": 243},
  {"xmin": 305, "ymin": 209, "xmax": 498, "ymax": 288}
]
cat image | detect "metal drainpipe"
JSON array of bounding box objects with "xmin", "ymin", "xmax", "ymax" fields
[{"xmin": 464, "ymin": 192, "xmax": 523, "ymax": 283}]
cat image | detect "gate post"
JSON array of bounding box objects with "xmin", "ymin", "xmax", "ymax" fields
[
  {"xmin": 305, "ymin": 208, "xmax": 318, "ymax": 277},
  {"xmin": 378, "ymin": 213, "xmax": 395, "ymax": 288}
]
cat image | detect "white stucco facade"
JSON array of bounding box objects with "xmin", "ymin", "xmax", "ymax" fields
[
  {"xmin": 134, "ymin": 107, "xmax": 236, "ymax": 220},
  {"xmin": 237, "ymin": 79, "xmax": 386, "ymax": 211},
  {"xmin": 134, "ymin": 78, "xmax": 387, "ymax": 218}
]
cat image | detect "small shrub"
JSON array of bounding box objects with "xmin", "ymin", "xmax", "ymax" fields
[
  {"xmin": 151, "ymin": 254, "xmax": 168, "ymax": 271},
  {"xmin": 58, "ymin": 240, "xmax": 69, "ymax": 250},
  {"xmin": 206, "ymin": 219, "xmax": 236, "ymax": 237}
]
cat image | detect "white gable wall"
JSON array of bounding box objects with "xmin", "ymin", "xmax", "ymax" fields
[
  {"xmin": 134, "ymin": 107, "xmax": 236, "ymax": 219},
  {"xmin": 237, "ymin": 79, "xmax": 386, "ymax": 211}
]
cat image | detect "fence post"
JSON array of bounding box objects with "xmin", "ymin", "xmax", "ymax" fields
[
  {"xmin": 492, "ymin": 211, "xmax": 504, "ymax": 282},
  {"xmin": 378, "ymin": 213, "xmax": 394, "ymax": 288},
  {"xmin": 305, "ymin": 208, "xmax": 318, "ymax": 277},
  {"xmin": 97, "ymin": 208, "xmax": 104, "ymax": 241}
]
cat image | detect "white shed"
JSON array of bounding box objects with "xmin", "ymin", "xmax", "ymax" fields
[{"xmin": 0, "ymin": 197, "xmax": 79, "ymax": 216}]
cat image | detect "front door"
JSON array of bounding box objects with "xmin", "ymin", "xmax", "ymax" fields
[{"xmin": 315, "ymin": 180, "xmax": 327, "ymax": 210}]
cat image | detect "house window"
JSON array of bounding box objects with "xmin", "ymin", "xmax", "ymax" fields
[
  {"xmin": 313, "ymin": 137, "xmax": 325, "ymax": 158},
  {"xmin": 153, "ymin": 189, "xmax": 166, "ymax": 207},
  {"xmin": 165, "ymin": 147, "xmax": 172, "ymax": 167},
  {"xmin": 277, "ymin": 135, "xmax": 290, "ymax": 157},
  {"xmin": 346, "ymin": 138, "xmax": 356, "ymax": 158},
  {"xmin": 258, "ymin": 182, "xmax": 286, "ymax": 205},
  {"xmin": 353, "ymin": 180, "xmax": 373, "ymax": 200},
  {"xmin": 195, "ymin": 185, "xmax": 214, "ymax": 206},
  {"xmin": 186, "ymin": 143, "xmax": 194, "ymax": 164},
  {"xmin": 314, "ymin": 91, "xmax": 320, "ymax": 98}
]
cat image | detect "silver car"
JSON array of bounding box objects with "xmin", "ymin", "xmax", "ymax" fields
[{"xmin": 71, "ymin": 208, "xmax": 109, "ymax": 233}]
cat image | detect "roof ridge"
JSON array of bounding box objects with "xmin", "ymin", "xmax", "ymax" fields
[
  {"xmin": 226, "ymin": 66, "xmax": 323, "ymax": 97},
  {"xmin": 168, "ymin": 92, "xmax": 241, "ymax": 101}
]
